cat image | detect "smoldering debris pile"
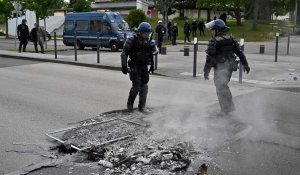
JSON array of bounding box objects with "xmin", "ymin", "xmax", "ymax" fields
[
  {"xmin": 86, "ymin": 142, "xmax": 199, "ymax": 175},
  {"xmin": 49, "ymin": 111, "xmax": 209, "ymax": 174}
]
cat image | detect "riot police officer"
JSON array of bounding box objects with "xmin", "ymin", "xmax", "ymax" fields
[
  {"xmin": 203, "ymin": 19, "xmax": 250, "ymax": 115},
  {"xmin": 155, "ymin": 20, "xmax": 166, "ymax": 53},
  {"xmin": 121, "ymin": 22, "xmax": 158, "ymax": 112},
  {"xmin": 17, "ymin": 19, "xmax": 29, "ymax": 53}
]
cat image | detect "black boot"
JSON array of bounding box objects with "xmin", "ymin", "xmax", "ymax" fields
[{"xmin": 127, "ymin": 87, "xmax": 138, "ymax": 112}]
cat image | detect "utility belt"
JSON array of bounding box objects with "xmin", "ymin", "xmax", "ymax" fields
[{"xmin": 129, "ymin": 52, "xmax": 152, "ymax": 67}]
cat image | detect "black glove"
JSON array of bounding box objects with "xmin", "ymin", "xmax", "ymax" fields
[
  {"xmin": 243, "ymin": 65, "xmax": 250, "ymax": 74},
  {"xmin": 122, "ymin": 66, "xmax": 128, "ymax": 75},
  {"xmin": 149, "ymin": 65, "xmax": 154, "ymax": 74},
  {"xmin": 204, "ymin": 72, "xmax": 209, "ymax": 80}
]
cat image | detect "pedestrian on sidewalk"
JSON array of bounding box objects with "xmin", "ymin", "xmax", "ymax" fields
[
  {"xmin": 191, "ymin": 20, "xmax": 197, "ymax": 38},
  {"xmin": 171, "ymin": 23, "xmax": 178, "ymax": 45},
  {"xmin": 184, "ymin": 21, "xmax": 191, "ymax": 43},
  {"xmin": 203, "ymin": 19, "xmax": 250, "ymax": 116},
  {"xmin": 121, "ymin": 22, "xmax": 158, "ymax": 112},
  {"xmin": 17, "ymin": 19, "xmax": 29, "ymax": 53},
  {"xmin": 167, "ymin": 21, "xmax": 172, "ymax": 41},
  {"xmin": 30, "ymin": 23, "xmax": 45, "ymax": 53},
  {"xmin": 155, "ymin": 20, "xmax": 166, "ymax": 53},
  {"xmin": 198, "ymin": 20, "xmax": 205, "ymax": 37}
]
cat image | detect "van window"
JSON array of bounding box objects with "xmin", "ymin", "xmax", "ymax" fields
[
  {"xmin": 103, "ymin": 21, "xmax": 112, "ymax": 33},
  {"xmin": 111, "ymin": 22, "xmax": 130, "ymax": 31},
  {"xmin": 64, "ymin": 20, "xmax": 74, "ymax": 32},
  {"xmin": 90, "ymin": 20, "xmax": 102, "ymax": 32},
  {"xmin": 76, "ymin": 20, "xmax": 89, "ymax": 31}
]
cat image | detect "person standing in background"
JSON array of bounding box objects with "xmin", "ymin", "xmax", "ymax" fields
[
  {"xmin": 171, "ymin": 23, "xmax": 178, "ymax": 45},
  {"xmin": 198, "ymin": 20, "xmax": 205, "ymax": 37},
  {"xmin": 30, "ymin": 23, "xmax": 45, "ymax": 53},
  {"xmin": 17, "ymin": 19, "xmax": 29, "ymax": 53},
  {"xmin": 191, "ymin": 20, "xmax": 197, "ymax": 37},
  {"xmin": 155, "ymin": 20, "xmax": 166, "ymax": 53},
  {"xmin": 167, "ymin": 21, "xmax": 172, "ymax": 41},
  {"xmin": 184, "ymin": 21, "xmax": 191, "ymax": 43}
]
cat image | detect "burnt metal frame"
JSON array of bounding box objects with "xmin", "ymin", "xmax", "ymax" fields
[{"xmin": 46, "ymin": 118, "xmax": 144, "ymax": 151}]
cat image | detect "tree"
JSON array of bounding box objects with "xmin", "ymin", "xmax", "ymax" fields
[
  {"xmin": 173, "ymin": 0, "xmax": 197, "ymax": 18},
  {"xmin": 126, "ymin": 9, "xmax": 147, "ymax": 29},
  {"xmin": 72, "ymin": 0, "xmax": 92, "ymax": 12},
  {"xmin": 157, "ymin": 0, "xmax": 175, "ymax": 24},
  {"xmin": 0, "ymin": 0, "xmax": 14, "ymax": 38},
  {"xmin": 22, "ymin": 0, "xmax": 63, "ymax": 24},
  {"xmin": 196, "ymin": 0, "xmax": 217, "ymax": 22},
  {"xmin": 197, "ymin": 0, "xmax": 246, "ymax": 26}
]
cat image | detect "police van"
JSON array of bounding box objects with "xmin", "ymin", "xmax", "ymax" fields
[{"xmin": 63, "ymin": 12, "xmax": 133, "ymax": 51}]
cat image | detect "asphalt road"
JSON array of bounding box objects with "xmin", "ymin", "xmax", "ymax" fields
[
  {"xmin": 0, "ymin": 56, "xmax": 226, "ymax": 174},
  {"xmin": 0, "ymin": 57, "xmax": 299, "ymax": 175},
  {"xmin": 212, "ymin": 88, "xmax": 300, "ymax": 175}
]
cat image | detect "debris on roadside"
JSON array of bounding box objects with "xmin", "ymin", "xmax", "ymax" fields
[
  {"xmin": 47, "ymin": 110, "xmax": 211, "ymax": 174},
  {"xmin": 84, "ymin": 142, "xmax": 200, "ymax": 175}
]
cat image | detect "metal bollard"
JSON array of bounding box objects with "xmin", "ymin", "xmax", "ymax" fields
[
  {"xmin": 184, "ymin": 46, "xmax": 189, "ymax": 56},
  {"xmin": 97, "ymin": 32, "xmax": 100, "ymax": 63},
  {"xmin": 287, "ymin": 33, "xmax": 290, "ymax": 55},
  {"xmin": 193, "ymin": 37, "xmax": 197, "ymax": 77},
  {"xmin": 259, "ymin": 45, "xmax": 265, "ymax": 54},
  {"xmin": 54, "ymin": 31, "xmax": 57, "ymax": 59},
  {"xmin": 74, "ymin": 31, "xmax": 77, "ymax": 62},
  {"xmin": 161, "ymin": 45, "xmax": 166, "ymax": 55},
  {"xmin": 275, "ymin": 33, "xmax": 279, "ymax": 62},
  {"xmin": 239, "ymin": 38, "xmax": 244, "ymax": 83}
]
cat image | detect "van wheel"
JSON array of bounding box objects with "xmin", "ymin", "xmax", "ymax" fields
[
  {"xmin": 76, "ymin": 40, "xmax": 85, "ymax": 50},
  {"xmin": 110, "ymin": 42, "xmax": 118, "ymax": 52}
]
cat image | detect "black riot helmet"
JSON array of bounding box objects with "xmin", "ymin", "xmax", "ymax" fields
[{"xmin": 22, "ymin": 19, "xmax": 27, "ymax": 24}]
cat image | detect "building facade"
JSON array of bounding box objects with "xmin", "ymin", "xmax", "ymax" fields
[{"xmin": 91, "ymin": 0, "xmax": 155, "ymax": 17}]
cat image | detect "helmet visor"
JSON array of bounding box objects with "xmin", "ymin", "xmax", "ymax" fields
[
  {"xmin": 141, "ymin": 31, "xmax": 152, "ymax": 39},
  {"xmin": 205, "ymin": 21, "xmax": 215, "ymax": 30}
]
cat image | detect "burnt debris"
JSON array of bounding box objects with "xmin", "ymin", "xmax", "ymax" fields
[{"xmin": 83, "ymin": 142, "xmax": 199, "ymax": 174}]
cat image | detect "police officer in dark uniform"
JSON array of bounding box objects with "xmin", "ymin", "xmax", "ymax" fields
[
  {"xmin": 121, "ymin": 22, "xmax": 158, "ymax": 112},
  {"xmin": 155, "ymin": 20, "xmax": 166, "ymax": 53},
  {"xmin": 17, "ymin": 19, "xmax": 29, "ymax": 53},
  {"xmin": 203, "ymin": 19, "xmax": 250, "ymax": 115}
]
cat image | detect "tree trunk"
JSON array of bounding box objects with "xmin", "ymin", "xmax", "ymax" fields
[
  {"xmin": 207, "ymin": 9, "xmax": 211, "ymax": 23},
  {"xmin": 179, "ymin": 9, "xmax": 184, "ymax": 18},
  {"xmin": 5, "ymin": 16, "xmax": 9, "ymax": 39},
  {"xmin": 235, "ymin": 10, "xmax": 242, "ymax": 26},
  {"xmin": 252, "ymin": 0, "xmax": 258, "ymax": 30},
  {"xmin": 198, "ymin": 9, "xmax": 201, "ymax": 19},
  {"xmin": 36, "ymin": 13, "xmax": 39, "ymax": 25}
]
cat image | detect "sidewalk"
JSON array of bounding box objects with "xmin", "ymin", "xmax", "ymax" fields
[
  {"xmin": 1, "ymin": 45, "xmax": 299, "ymax": 86},
  {"xmin": 0, "ymin": 34, "xmax": 300, "ymax": 87}
]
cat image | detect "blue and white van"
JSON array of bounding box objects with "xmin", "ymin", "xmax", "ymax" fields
[{"xmin": 63, "ymin": 12, "xmax": 133, "ymax": 51}]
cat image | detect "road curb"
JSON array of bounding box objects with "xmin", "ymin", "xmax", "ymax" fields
[
  {"xmin": 0, "ymin": 53, "xmax": 121, "ymax": 71},
  {"xmin": 0, "ymin": 53, "xmax": 166, "ymax": 77}
]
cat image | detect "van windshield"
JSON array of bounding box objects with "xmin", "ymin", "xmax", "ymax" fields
[{"xmin": 111, "ymin": 22, "xmax": 130, "ymax": 31}]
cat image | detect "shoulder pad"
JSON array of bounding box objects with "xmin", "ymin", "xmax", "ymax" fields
[{"xmin": 123, "ymin": 37, "xmax": 135, "ymax": 51}]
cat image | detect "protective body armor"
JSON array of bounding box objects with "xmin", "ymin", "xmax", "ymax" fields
[
  {"xmin": 130, "ymin": 36, "xmax": 153, "ymax": 66},
  {"xmin": 204, "ymin": 34, "xmax": 248, "ymax": 73}
]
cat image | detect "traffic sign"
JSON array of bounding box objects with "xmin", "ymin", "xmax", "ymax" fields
[{"xmin": 13, "ymin": 1, "xmax": 22, "ymax": 12}]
